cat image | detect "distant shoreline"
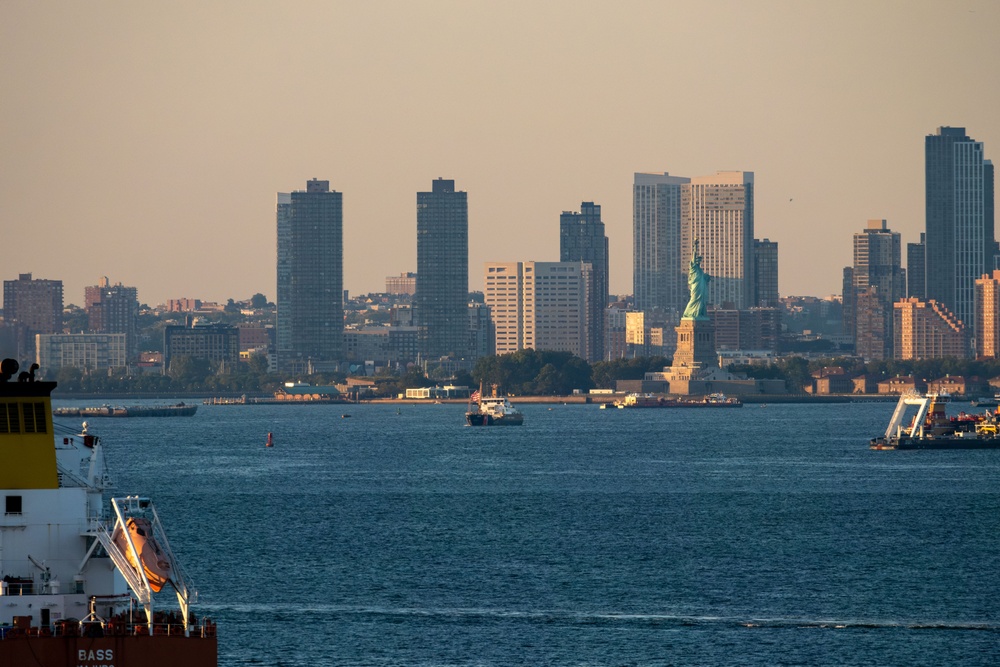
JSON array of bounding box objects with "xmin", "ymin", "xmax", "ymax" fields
[{"xmin": 52, "ymin": 392, "xmax": 908, "ymax": 405}]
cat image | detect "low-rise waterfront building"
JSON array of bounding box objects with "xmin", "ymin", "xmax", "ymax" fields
[
  {"xmin": 35, "ymin": 333, "xmax": 126, "ymax": 372},
  {"xmin": 877, "ymin": 375, "xmax": 928, "ymax": 395},
  {"xmin": 809, "ymin": 366, "xmax": 853, "ymax": 394}
]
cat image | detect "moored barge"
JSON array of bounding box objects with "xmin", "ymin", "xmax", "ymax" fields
[
  {"xmin": 614, "ymin": 392, "xmax": 743, "ymax": 408},
  {"xmin": 54, "ymin": 403, "xmax": 198, "ymax": 418}
]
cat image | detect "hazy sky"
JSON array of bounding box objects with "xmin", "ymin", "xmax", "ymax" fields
[{"xmin": 2, "ymin": 1, "xmax": 998, "ymax": 307}]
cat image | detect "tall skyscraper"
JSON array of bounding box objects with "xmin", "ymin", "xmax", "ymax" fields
[
  {"xmin": 560, "ymin": 202, "xmax": 608, "ymax": 362},
  {"xmin": 3, "ymin": 273, "xmax": 63, "ymax": 362},
  {"xmin": 415, "ymin": 178, "xmax": 469, "ymax": 359},
  {"xmin": 85, "ymin": 277, "xmax": 139, "ymax": 362},
  {"xmin": 924, "ymin": 126, "xmax": 995, "ymax": 338},
  {"xmin": 681, "ymin": 171, "xmax": 755, "ymax": 309},
  {"xmin": 633, "ymin": 173, "xmax": 689, "ymax": 315},
  {"xmin": 847, "ymin": 220, "xmax": 906, "ymax": 360},
  {"xmin": 907, "ymin": 232, "xmax": 926, "ymax": 299},
  {"xmin": 753, "ymin": 239, "xmax": 779, "ymax": 307},
  {"xmin": 276, "ymin": 179, "xmax": 344, "ymax": 372}
]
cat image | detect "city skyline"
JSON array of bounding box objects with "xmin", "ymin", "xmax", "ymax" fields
[{"xmin": 2, "ymin": 2, "xmax": 998, "ymax": 306}]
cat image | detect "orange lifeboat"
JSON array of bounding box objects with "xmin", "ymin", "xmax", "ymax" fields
[{"xmin": 112, "ymin": 517, "xmax": 171, "ymax": 592}]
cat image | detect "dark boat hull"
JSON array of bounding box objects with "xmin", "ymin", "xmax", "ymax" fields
[
  {"xmin": 0, "ymin": 634, "xmax": 217, "ymax": 667},
  {"xmin": 623, "ymin": 402, "xmax": 742, "ymax": 408},
  {"xmin": 466, "ymin": 412, "xmax": 524, "ymax": 426},
  {"xmin": 871, "ymin": 436, "xmax": 1000, "ymax": 450}
]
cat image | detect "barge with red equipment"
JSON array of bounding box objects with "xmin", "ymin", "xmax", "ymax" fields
[{"xmin": 870, "ymin": 392, "xmax": 1000, "ymax": 450}]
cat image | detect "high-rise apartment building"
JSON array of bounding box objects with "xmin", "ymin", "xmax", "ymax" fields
[
  {"xmin": 3, "ymin": 273, "xmax": 63, "ymax": 362},
  {"xmin": 753, "ymin": 239, "xmax": 779, "ymax": 307},
  {"xmin": 84, "ymin": 277, "xmax": 139, "ymax": 362},
  {"xmin": 467, "ymin": 302, "xmax": 494, "ymax": 360},
  {"xmin": 975, "ymin": 270, "xmax": 1000, "ymax": 358},
  {"xmin": 924, "ymin": 127, "xmax": 995, "ymax": 338},
  {"xmin": 854, "ymin": 288, "xmax": 888, "ymax": 360},
  {"xmin": 846, "ymin": 220, "xmax": 906, "ymax": 360},
  {"xmin": 415, "ymin": 178, "xmax": 469, "ymax": 359},
  {"xmin": 3, "ymin": 273, "xmax": 63, "ymax": 334},
  {"xmin": 681, "ymin": 171, "xmax": 755, "ymax": 310},
  {"xmin": 893, "ymin": 298, "xmax": 966, "ymax": 360},
  {"xmin": 560, "ymin": 202, "xmax": 608, "ymax": 362},
  {"xmin": 484, "ymin": 261, "xmax": 587, "ymax": 357},
  {"xmin": 907, "ymin": 233, "xmax": 926, "ymax": 299},
  {"xmin": 633, "ymin": 173, "xmax": 689, "ymax": 315},
  {"xmin": 276, "ymin": 179, "xmax": 344, "ymax": 372}
]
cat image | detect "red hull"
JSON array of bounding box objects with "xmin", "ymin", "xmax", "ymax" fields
[{"xmin": 0, "ymin": 635, "xmax": 217, "ymax": 667}]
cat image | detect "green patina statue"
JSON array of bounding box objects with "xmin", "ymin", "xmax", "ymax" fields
[{"xmin": 682, "ymin": 240, "xmax": 711, "ymax": 320}]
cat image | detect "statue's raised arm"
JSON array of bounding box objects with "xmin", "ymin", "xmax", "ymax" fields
[{"xmin": 682, "ymin": 239, "xmax": 710, "ymax": 320}]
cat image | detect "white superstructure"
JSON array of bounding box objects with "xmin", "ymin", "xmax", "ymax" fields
[{"xmin": 1, "ymin": 376, "xmax": 197, "ymax": 637}]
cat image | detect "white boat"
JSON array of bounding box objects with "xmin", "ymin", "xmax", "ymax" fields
[{"xmin": 466, "ymin": 393, "xmax": 524, "ymax": 426}]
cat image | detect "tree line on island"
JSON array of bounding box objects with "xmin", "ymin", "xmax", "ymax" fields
[{"xmin": 48, "ymin": 350, "xmax": 1000, "ymax": 398}]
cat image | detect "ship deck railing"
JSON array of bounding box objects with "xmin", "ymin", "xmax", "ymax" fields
[{"xmin": 0, "ymin": 620, "xmax": 216, "ymax": 639}]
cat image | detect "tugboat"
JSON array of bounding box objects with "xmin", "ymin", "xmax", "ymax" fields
[
  {"xmin": 465, "ymin": 386, "xmax": 524, "ymax": 426},
  {"xmin": 0, "ymin": 359, "xmax": 217, "ymax": 666},
  {"xmin": 870, "ymin": 391, "xmax": 1000, "ymax": 450}
]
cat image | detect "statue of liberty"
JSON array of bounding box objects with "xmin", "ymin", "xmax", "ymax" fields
[{"xmin": 682, "ymin": 239, "xmax": 710, "ymax": 320}]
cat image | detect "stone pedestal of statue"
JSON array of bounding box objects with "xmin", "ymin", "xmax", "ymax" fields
[
  {"xmin": 664, "ymin": 317, "xmax": 717, "ymax": 394},
  {"xmin": 672, "ymin": 317, "xmax": 717, "ymax": 371}
]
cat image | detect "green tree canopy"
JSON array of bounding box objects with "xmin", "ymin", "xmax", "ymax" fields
[{"xmin": 168, "ymin": 355, "xmax": 214, "ymax": 386}]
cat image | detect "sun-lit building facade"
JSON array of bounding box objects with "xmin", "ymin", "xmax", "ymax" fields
[
  {"xmin": 893, "ymin": 297, "xmax": 966, "ymax": 360},
  {"xmin": 484, "ymin": 261, "xmax": 587, "ymax": 357},
  {"xmin": 975, "ymin": 270, "xmax": 1000, "ymax": 358}
]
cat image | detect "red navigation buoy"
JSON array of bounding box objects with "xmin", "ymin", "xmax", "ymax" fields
[{"xmin": 265, "ymin": 432, "xmax": 274, "ymax": 448}]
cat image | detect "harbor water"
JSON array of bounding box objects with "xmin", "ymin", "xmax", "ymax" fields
[{"xmin": 54, "ymin": 400, "xmax": 1000, "ymax": 666}]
